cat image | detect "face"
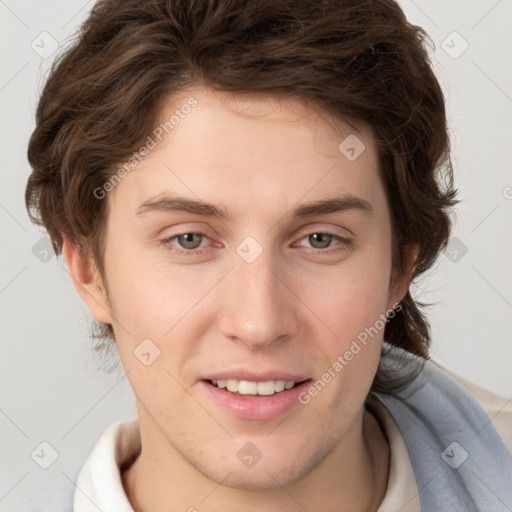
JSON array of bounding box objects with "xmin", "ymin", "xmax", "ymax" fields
[{"xmin": 73, "ymin": 87, "xmax": 410, "ymax": 490}]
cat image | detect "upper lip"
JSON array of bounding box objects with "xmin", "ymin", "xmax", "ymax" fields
[{"xmin": 202, "ymin": 371, "xmax": 310, "ymax": 382}]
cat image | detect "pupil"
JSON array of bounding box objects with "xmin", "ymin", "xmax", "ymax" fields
[
  {"xmin": 309, "ymin": 233, "xmax": 332, "ymax": 249},
  {"xmin": 179, "ymin": 233, "xmax": 202, "ymax": 249}
]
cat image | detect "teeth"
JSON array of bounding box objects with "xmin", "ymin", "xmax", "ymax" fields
[
  {"xmin": 275, "ymin": 380, "xmax": 286, "ymax": 392},
  {"xmin": 212, "ymin": 379, "xmax": 297, "ymax": 395},
  {"xmin": 226, "ymin": 379, "xmax": 238, "ymax": 392},
  {"xmin": 239, "ymin": 380, "xmax": 258, "ymax": 395}
]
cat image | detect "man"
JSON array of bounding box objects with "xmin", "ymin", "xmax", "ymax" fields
[{"xmin": 25, "ymin": 0, "xmax": 512, "ymax": 510}]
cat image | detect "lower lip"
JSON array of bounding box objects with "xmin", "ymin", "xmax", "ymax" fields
[{"xmin": 200, "ymin": 380, "xmax": 312, "ymax": 421}]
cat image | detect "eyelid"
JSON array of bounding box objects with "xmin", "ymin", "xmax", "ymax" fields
[
  {"xmin": 293, "ymin": 224, "xmax": 353, "ymax": 242},
  {"xmin": 158, "ymin": 221, "xmax": 216, "ymax": 237}
]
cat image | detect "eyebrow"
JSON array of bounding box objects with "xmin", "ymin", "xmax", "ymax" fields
[{"xmin": 136, "ymin": 193, "xmax": 373, "ymax": 219}]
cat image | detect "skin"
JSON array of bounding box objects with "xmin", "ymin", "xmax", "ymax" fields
[{"xmin": 64, "ymin": 86, "xmax": 417, "ymax": 512}]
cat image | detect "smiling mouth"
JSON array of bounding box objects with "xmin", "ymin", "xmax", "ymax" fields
[{"xmin": 206, "ymin": 379, "xmax": 308, "ymax": 396}]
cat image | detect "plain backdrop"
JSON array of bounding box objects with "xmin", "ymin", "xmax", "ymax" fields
[{"xmin": 1, "ymin": 0, "xmax": 511, "ymax": 510}]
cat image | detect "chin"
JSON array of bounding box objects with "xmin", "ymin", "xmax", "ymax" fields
[{"xmin": 188, "ymin": 434, "xmax": 338, "ymax": 492}]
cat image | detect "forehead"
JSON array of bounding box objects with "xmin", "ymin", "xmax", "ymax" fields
[
  {"xmin": 155, "ymin": 87, "xmax": 372, "ymax": 159},
  {"xmin": 108, "ymin": 87, "xmax": 384, "ymax": 218}
]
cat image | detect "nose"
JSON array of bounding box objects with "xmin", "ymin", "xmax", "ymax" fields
[{"xmin": 217, "ymin": 248, "xmax": 298, "ymax": 350}]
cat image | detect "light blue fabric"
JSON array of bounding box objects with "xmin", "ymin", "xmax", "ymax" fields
[{"xmin": 373, "ymin": 342, "xmax": 512, "ymax": 511}]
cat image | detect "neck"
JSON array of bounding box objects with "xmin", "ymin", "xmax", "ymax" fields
[{"xmin": 122, "ymin": 406, "xmax": 389, "ymax": 512}]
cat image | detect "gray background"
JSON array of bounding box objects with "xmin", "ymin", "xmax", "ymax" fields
[{"xmin": 1, "ymin": 0, "xmax": 511, "ymax": 510}]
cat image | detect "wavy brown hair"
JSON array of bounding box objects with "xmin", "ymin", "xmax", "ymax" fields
[{"xmin": 25, "ymin": 0, "xmax": 459, "ymax": 393}]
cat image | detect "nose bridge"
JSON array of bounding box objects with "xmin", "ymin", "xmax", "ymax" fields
[{"xmin": 220, "ymin": 246, "xmax": 294, "ymax": 348}]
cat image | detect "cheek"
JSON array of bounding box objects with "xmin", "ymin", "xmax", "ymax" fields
[
  {"xmin": 300, "ymin": 264, "xmax": 389, "ymax": 410},
  {"xmin": 104, "ymin": 244, "xmax": 217, "ymax": 336},
  {"xmin": 294, "ymin": 252, "xmax": 392, "ymax": 395},
  {"xmin": 302, "ymin": 250, "xmax": 391, "ymax": 334}
]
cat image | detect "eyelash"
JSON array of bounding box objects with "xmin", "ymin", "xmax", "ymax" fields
[{"xmin": 159, "ymin": 231, "xmax": 352, "ymax": 257}]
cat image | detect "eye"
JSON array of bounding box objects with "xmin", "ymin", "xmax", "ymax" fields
[
  {"xmin": 296, "ymin": 232, "xmax": 352, "ymax": 253},
  {"xmin": 174, "ymin": 233, "xmax": 206, "ymax": 250},
  {"xmin": 303, "ymin": 233, "xmax": 335, "ymax": 249},
  {"xmin": 161, "ymin": 232, "xmax": 210, "ymax": 253}
]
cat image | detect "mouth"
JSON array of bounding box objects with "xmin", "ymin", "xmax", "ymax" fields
[
  {"xmin": 200, "ymin": 377, "xmax": 312, "ymax": 421},
  {"xmin": 206, "ymin": 378, "xmax": 306, "ymax": 396}
]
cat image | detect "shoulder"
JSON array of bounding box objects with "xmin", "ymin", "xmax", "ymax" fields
[{"xmin": 430, "ymin": 356, "xmax": 512, "ymax": 458}]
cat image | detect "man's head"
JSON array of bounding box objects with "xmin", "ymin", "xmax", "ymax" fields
[
  {"xmin": 26, "ymin": 0, "xmax": 457, "ymax": 406},
  {"xmin": 61, "ymin": 86, "xmax": 412, "ymax": 491}
]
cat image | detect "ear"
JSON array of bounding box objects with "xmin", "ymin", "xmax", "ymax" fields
[
  {"xmin": 387, "ymin": 243, "xmax": 419, "ymax": 311},
  {"xmin": 62, "ymin": 236, "xmax": 113, "ymax": 325}
]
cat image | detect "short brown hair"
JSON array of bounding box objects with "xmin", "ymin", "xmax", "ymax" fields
[{"xmin": 25, "ymin": 0, "xmax": 459, "ymax": 393}]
